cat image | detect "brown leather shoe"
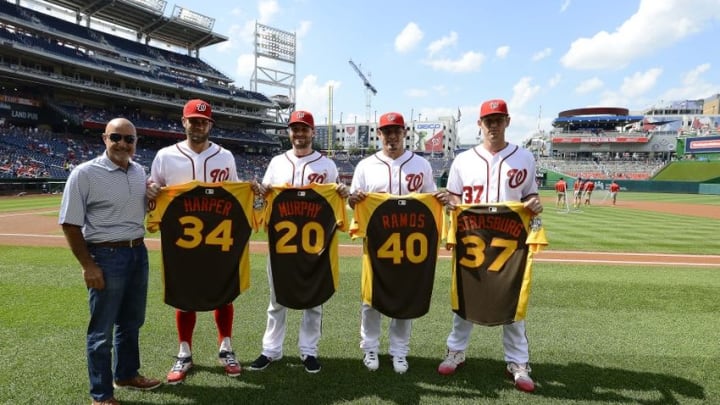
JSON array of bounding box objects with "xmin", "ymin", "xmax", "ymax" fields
[
  {"xmin": 113, "ymin": 374, "xmax": 162, "ymax": 391},
  {"xmin": 91, "ymin": 397, "xmax": 120, "ymax": 405}
]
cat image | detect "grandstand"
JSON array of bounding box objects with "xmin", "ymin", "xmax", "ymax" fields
[{"xmin": 529, "ymin": 100, "xmax": 720, "ymax": 181}]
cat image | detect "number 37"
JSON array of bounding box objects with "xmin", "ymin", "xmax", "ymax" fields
[{"xmin": 458, "ymin": 235, "xmax": 517, "ymax": 271}]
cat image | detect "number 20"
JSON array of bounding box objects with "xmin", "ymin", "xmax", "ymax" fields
[{"xmin": 274, "ymin": 220, "xmax": 324, "ymax": 254}]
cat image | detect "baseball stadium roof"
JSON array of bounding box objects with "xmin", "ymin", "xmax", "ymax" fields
[{"xmin": 40, "ymin": 0, "xmax": 227, "ymax": 50}]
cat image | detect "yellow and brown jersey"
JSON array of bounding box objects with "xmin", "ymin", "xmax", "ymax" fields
[
  {"xmin": 263, "ymin": 183, "xmax": 348, "ymax": 309},
  {"xmin": 350, "ymin": 192, "xmax": 444, "ymax": 319},
  {"xmin": 447, "ymin": 202, "xmax": 548, "ymax": 326},
  {"xmin": 147, "ymin": 181, "xmax": 256, "ymax": 311}
]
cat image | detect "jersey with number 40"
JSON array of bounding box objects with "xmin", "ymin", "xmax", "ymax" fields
[
  {"xmin": 350, "ymin": 192, "xmax": 444, "ymax": 319},
  {"xmin": 147, "ymin": 181, "xmax": 256, "ymax": 311}
]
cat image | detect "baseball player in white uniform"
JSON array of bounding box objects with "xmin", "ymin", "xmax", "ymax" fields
[
  {"xmin": 248, "ymin": 110, "xmax": 348, "ymax": 374},
  {"xmin": 147, "ymin": 99, "xmax": 243, "ymax": 384},
  {"xmin": 348, "ymin": 112, "xmax": 449, "ymax": 374},
  {"xmin": 436, "ymin": 99, "xmax": 543, "ymax": 393}
]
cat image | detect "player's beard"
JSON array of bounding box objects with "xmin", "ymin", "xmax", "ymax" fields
[
  {"xmin": 291, "ymin": 135, "xmax": 311, "ymax": 149},
  {"xmin": 188, "ymin": 130, "xmax": 209, "ymax": 145}
]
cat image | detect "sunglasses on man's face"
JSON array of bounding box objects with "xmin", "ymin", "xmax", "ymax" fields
[{"xmin": 107, "ymin": 133, "xmax": 136, "ymax": 144}]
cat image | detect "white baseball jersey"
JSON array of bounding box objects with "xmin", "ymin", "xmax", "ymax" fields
[
  {"xmin": 263, "ymin": 151, "xmax": 338, "ymax": 186},
  {"xmin": 150, "ymin": 141, "xmax": 239, "ymax": 186},
  {"xmin": 447, "ymin": 143, "xmax": 537, "ymax": 203},
  {"xmin": 350, "ymin": 150, "xmax": 437, "ymax": 195}
]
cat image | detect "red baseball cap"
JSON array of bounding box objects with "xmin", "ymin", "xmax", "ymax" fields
[
  {"xmin": 289, "ymin": 110, "xmax": 315, "ymax": 129},
  {"xmin": 479, "ymin": 99, "xmax": 509, "ymax": 118},
  {"xmin": 378, "ymin": 112, "xmax": 405, "ymax": 129},
  {"xmin": 183, "ymin": 99, "xmax": 214, "ymax": 122}
]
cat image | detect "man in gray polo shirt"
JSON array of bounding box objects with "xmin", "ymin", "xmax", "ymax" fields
[{"xmin": 59, "ymin": 117, "xmax": 161, "ymax": 405}]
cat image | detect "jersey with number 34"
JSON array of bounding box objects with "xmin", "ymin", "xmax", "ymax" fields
[{"xmin": 147, "ymin": 181, "xmax": 257, "ymax": 311}]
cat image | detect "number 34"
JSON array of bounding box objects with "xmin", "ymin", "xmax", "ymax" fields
[{"xmin": 175, "ymin": 216, "xmax": 234, "ymax": 252}]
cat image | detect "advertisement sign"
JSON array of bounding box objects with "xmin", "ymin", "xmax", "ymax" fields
[{"xmin": 685, "ymin": 135, "xmax": 720, "ymax": 154}]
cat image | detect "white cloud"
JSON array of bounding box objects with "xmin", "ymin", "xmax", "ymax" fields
[
  {"xmin": 575, "ymin": 77, "xmax": 604, "ymax": 94},
  {"xmin": 406, "ymin": 88, "xmax": 429, "ymax": 98},
  {"xmin": 548, "ymin": 73, "xmax": 562, "ymax": 88},
  {"xmin": 531, "ymin": 48, "xmax": 552, "ymax": 62},
  {"xmin": 510, "ymin": 77, "xmax": 541, "ymax": 110},
  {"xmin": 496, "ymin": 46, "xmax": 510, "ymax": 59},
  {"xmin": 234, "ymin": 53, "xmax": 256, "ymax": 79},
  {"xmin": 659, "ymin": 63, "xmax": 717, "ymax": 101},
  {"xmin": 295, "ymin": 75, "xmax": 342, "ymax": 120},
  {"xmin": 395, "ymin": 23, "xmax": 424, "ymax": 53},
  {"xmin": 424, "ymin": 51, "xmax": 485, "ymax": 72},
  {"xmin": 258, "ymin": 0, "xmax": 279, "ymax": 23},
  {"xmin": 561, "ymin": 0, "xmax": 720, "ymax": 70},
  {"xmin": 427, "ymin": 32, "xmax": 458, "ymax": 57},
  {"xmin": 560, "ymin": 0, "xmax": 571, "ymax": 12},
  {"xmin": 620, "ymin": 68, "xmax": 662, "ymax": 97}
]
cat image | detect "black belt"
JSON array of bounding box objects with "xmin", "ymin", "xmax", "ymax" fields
[{"xmin": 88, "ymin": 237, "xmax": 144, "ymax": 248}]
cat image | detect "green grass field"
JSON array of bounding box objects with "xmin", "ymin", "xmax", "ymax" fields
[{"xmin": 0, "ymin": 192, "xmax": 719, "ymax": 404}]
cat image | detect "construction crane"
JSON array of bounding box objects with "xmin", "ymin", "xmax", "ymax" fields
[{"xmin": 348, "ymin": 59, "xmax": 377, "ymax": 122}]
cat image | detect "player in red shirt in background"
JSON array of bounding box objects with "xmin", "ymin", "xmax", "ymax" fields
[
  {"xmin": 572, "ymin": 177, "xmax": 583, "ymax": 208},
  {"xmin": 609, "ymin": 180, "xmax": 621, "ymax": 205},
  {"xmin": 554, "ymin": 177, "xmax": 567, "ymax": 208},
  {"xmin": 583, "ymin": 180, "xmax": 595, "ymax": 205}
]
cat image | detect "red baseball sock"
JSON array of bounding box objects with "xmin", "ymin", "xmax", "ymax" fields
[
  {"xmin": 176, "ymin": 310, "xmax": 197, "ymax": 350},
  {"xmin": 214, "ymin": 303, "xmax": 234, "ymax": 345}
]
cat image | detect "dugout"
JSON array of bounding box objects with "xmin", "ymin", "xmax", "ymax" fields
[{"xmin": 0, "ymin": 179, "xmax": 65, "ymax": 196}]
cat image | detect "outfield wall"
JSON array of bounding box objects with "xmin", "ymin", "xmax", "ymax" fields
[{"xmin": 543, "ymin": 172, "xmax": 720, "ymax": 195}]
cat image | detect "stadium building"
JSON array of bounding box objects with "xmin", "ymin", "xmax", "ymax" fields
[
  {"xmin": 0, "ymin": 0, "xmax": 285, "ymax": 188},
  {"xmin": 528, "ymin": 95, "xmax": 720, "ymax": 181}
]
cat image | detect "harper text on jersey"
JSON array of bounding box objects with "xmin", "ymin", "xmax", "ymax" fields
[{"xmin": 182, "ymin": 197, "xmax": 233, "ymax": 216}]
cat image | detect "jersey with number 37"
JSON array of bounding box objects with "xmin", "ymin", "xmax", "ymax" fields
[
  {"xmin": 147, "ymin": 181, "xmax": 256, "ymax": 311},
  {"xmin": 447, "ymin": 143, "xmax": 537, "ymax": 203},
  {"xmin": 447, "ymin": 202, "xmax": 548, "ymax": 326}
]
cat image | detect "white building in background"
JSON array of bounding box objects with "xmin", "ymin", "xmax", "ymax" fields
[{"xmin": 314, "ymin": 115, "xmax": 459, "ymax": 158}]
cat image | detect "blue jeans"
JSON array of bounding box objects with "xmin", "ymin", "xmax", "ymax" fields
[{"xmin": 86, "ymin": 244, "xmax": 149, "ymax": 401}]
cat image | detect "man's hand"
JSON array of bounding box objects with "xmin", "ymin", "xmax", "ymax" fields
[
  {"xmin": 146, "ymin": 181, "xmax": 160, "ymax": 199},
  {"xmin": 523, "ymin": 196, "xmax": 543, "ymax": 214},
  {"xmin": 335, "ymin": 183, "xmax": 349, "ymax": 199},
  {"xmin": 252, "ymin": 180, "xmax": 270, "ymax": 197},
  {"xmin": 82, "ymin": 264, "xmax": 105, "ymax": 290},
  {"xmin": 347, "ymin": 190, "xmax": 367, "ymax": 209}
]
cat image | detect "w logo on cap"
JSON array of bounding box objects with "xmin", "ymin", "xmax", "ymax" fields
[{"xmin": 196, "ymin": 103, "xmax": 208, "ymax": 112}]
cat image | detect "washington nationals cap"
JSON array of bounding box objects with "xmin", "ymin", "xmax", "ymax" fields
[
  {"xmin": 288, "ymin": 110, "xmax": 315, "ymax": 129},
  {"xmin": 378, "ymin": 112, "xmax": 405, "ymax": 129},
  {"xmin": 183, "ymin": 99, "xmax": 214, "ymax": 122},
  {"xmin": 479, "ymin": 99, "xmax": 509, "ymax": 118}
]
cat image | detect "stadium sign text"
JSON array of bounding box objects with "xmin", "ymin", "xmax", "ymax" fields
[
  {"xmin": 416, "ymin": 123, "xmax": 441, "ymax": 130},
  {"xmin": 11, "ymin": 110, "xmax": 38, "ymax": 120}
]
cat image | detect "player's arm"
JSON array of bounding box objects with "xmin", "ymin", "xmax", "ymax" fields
[{"xmin": 61, "ymin": 224, "xmax": 105, "ymax": 290}]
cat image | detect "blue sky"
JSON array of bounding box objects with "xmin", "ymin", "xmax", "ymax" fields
[{"xmin": 44, "ymin": 0, "xmax": 720, "ymax": 144}]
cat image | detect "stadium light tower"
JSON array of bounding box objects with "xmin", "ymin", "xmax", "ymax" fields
[{"xmin": 348, "ymin": 59, "xmax": 377, "ymax": 123}]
